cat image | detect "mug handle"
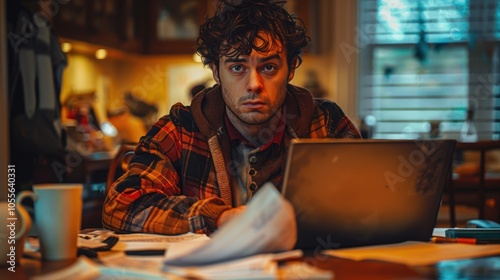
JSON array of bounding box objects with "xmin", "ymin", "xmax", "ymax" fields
[{"xmin": 15, "ymin": 191, "xmax": 35, "ymax": 240}]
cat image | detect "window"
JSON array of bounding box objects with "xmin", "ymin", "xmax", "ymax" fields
[{"xmin": 358, "ymin": 0, "xmax": 500, "ymax": 140}]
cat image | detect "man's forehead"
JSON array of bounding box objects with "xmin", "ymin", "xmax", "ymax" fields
[
  {"xmin": 221, "ymin": 31, "xmax": 285, "ymax": 60},
  {"xmin": 223, "ymin": 48, "xmax": 284, "ymax": 61},
  {"xmin": 224, "ymin": 42, "xmax": 284, "ymax": 60}
]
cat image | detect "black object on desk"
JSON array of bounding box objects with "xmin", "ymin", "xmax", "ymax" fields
[
  {"xmin": 77, "ymin": 235, "xmax": 119, "ymax": 258},
  {"xmin": 125, "ymin": 250, "xmax": 166, "ymax": 256}
]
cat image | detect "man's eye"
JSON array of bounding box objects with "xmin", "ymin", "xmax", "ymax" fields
[
  {"xmin": 263, "ymin": 65, "xmax": 277, "ymax": 72},
  {"xmin": 230, "ymin": 65, "xmax": 244, "ymax": 72}
]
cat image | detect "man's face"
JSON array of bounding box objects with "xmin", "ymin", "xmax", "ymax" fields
[{"xmin": 211, "ymin": 36, "xmax": 295, "ymax": 128}]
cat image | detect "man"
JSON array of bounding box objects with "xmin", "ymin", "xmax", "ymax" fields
[{"xmin": 103, "ymin": 0, "xmax": 360, "ymax": 235}]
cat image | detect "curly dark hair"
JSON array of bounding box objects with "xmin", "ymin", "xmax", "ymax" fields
[{"xmin": 196, "ymin": 0, "xmax": 310, "ymax": 70}]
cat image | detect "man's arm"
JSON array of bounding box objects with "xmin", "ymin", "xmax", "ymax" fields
[{"xmin": 102, "ymin": 116, "xmax": 232, "ymax": 235}]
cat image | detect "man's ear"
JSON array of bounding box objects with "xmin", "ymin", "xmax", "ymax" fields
[{"xmin": 210, "ymin": 62, "xmax": 220, "ymax": 84}]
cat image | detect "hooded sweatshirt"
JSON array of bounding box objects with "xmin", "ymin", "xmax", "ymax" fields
[{"xmin": 103, "ymin": 84, "xmax": 360, "ymax": 234}]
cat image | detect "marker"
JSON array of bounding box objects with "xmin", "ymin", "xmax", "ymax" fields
[{"xmin": 430, "ymin": 236, "xmax": 500, "ymax": 244}]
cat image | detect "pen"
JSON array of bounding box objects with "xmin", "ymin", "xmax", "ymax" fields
[
  {"xmin": 430, "ymin": 236, "xmax": 500, "ymax": 244},
  {"xmin": 125, "ymin": 249, "xmax": 166, "ymax": 256}
]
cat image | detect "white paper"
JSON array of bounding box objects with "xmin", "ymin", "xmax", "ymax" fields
[
  {"xmin": 323, "ymin": 241, "xmax": 500, "ymax": 266},
  {"xmin": 78, "ymin": 238, "xmax": 109, "ymax": 249},
  {"xmin": 26, "ymin": 236, "xmax": 109, "ymax": 251},
  {"xmin": 164, "ymin": 254, "xmax": 277, "ymax": 279},
  {"xmin": 432, "ymin": 228, "xmax": 448, "ymax": 237},
  {"xmin": 163, "ymin": 250, "xmax": 334, "ymax": 280},
  {"xmin": 98, "ymin": 253, "xmax": 167, "ymax": 279},
  {"xmin": 164, "ymin": 183, "xmax": 297, "ymax": 266},
  {"xmin": 163, "ymin": 250, "xmax": 305, "ymax": 279},
  {"xmin": 31, "ymin": 256, "xmax": 100, "ymax": 280},
  {"xmin": 116, "ymin": 232, "xmax": 208, "ymax": 242},
  {"xmin": 100, "ymin": 252, "xmax": 307, "ymax": 280},
  {"xmin": 278, "ymin": 262, "xmax": 334, "ymax": 280},
  {"xmin": 111, "ymin": 232, "xmax": 209, "ymax": 251}
]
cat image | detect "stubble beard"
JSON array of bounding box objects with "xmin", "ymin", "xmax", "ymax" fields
[{"xmin": 221, "ymin": 84, "xmax": 282, "ymax": 127}]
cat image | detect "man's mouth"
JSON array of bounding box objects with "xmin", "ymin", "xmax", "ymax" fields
[{"xmin": 242, "ymin": 101, "xmax": 265, "ymax": 110}]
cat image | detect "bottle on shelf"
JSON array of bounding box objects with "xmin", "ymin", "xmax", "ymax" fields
[{"xmin": 459, "ymin": 109, "xmax": 478, "ymax": 142}]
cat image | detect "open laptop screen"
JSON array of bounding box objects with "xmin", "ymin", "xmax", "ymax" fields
[{"xmin": 281, "ymin": 139, "xmax": 456, "ymax": 249}]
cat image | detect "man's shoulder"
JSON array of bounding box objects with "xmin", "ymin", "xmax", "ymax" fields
[
  {"xmin": 313, "ymin": 97, "xmax": 338, "ymax": 106},
  {"xmin": 146, "ymin": 102, "xmax": 201, "ymax": 140},
  {"xmin": 168, "ymin": 102, "xmax": 196, "ymax": 123},
  {"xmin": 170, "ymin": 102, "xmax": 192, "ymax": 114},
  {"xmin": 310, "ymin": 98, "xmax": 353, "ymax": 127},
  {"xmin": 313, "ymin": 98, "xmax": 344, "ymax": 114},
  {"xmin": 149, "ymin": 103, "xmax": 198, "ymax": 134}
]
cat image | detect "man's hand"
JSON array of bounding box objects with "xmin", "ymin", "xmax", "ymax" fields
[{"xmin": 216, "ymin": 206, "xmax": 247, "ymax": 228}]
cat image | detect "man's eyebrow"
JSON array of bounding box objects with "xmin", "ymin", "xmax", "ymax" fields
[
  {"xmin": 224, "ymin": 57, "xmax": 246, "ymax": 63},
  {"xmin": 259, "ymin": 54, "xmax": 281, "ymax": 63},
  {"xmin": 223, "ymin": 54, "xmax": 282, "ymax": 64}
]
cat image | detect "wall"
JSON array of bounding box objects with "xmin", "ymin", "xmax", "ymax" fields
[
  {"xmin": 60, "ymin": 51, "xmax": 334, "ymax": 122},
  {"xmin": 59, "ymin": 0, "xmax": 360, "ymax": 127},
  {"xmin": 61, "ymin": 52, "xmax": 209, "ymax": 121},
  {"xmin": 331, "ymin": 0, "xmax": 359, "ymax": 124}
]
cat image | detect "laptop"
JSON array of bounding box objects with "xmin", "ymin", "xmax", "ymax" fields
[{"xmin": 281, "ymin": 138, "xmax": 456, "ymax": 249}]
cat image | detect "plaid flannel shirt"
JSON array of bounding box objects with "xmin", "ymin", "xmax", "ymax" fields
[{"xmin": 102, "ymin": 84, "xmax": 360, "ymax": 235}]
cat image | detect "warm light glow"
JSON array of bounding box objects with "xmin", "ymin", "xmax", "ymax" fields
[
  {"xmin": 100, "ymin": 121, "xmax": 118, "ymax": 137},
  {"xmin": 61, "ymin": 42, "xmax": 72, "ymax": 53},
  {"xmin": 192, "ymin": 52, "xmax": 202, "ymax": 63},
  {"xmin": 95, "ymin": 49, "xmax": 108, "ymax": 60}
]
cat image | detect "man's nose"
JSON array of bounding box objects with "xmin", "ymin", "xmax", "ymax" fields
[{"xmin": 246, "ymin": 69, "xmax": 263, "ymax": 94}]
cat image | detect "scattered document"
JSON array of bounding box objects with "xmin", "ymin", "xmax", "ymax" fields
[
  {"xmin": 31, "ymin": 256, "xmax": 100, "ymax": 280},
  {"xmin": 164, "ymin": 250, "xmax": 303, "ymax": 279},
  {"xmin": 164, "ymin": 250, "xmax": 332, "ymax": 279},
  {"xmin": 164, "ymin": 183, "xmax": 297, "ymax": 266},
  {"xmin": 278, "ymin": 262, "xmax": 334, "ymax": 280},
  {"xmin": 165, "ymin": 253, "xmax": 278, "ymax": 279},
  {"xmin": 112, "ymin": 232, "xmax": 210, "ymax": 251},
  {"xmin": 30, "ymin": 253, "xmax": 332, "ymax": 280},
  {"xmin": 116, "ymin": 232, "xmax": 208, "ymax": 242},
  {"xmin": 32, "ymin": 255, "xmax": 180, "ymax": 280},
  {"xmin": 26, "ymin": 236, "xmax": 109, "ymax": 251},
  {"xmin": 98, "ymin": 253, "xmax": 169, "ymax": 279},
  {"xmin": 323, "ymin": 241, "xmax": 500, "ymax": 266}
]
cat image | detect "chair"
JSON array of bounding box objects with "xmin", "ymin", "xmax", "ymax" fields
[
  {"xmin": 445, "ymin": 140, "xmax": 500, "ymax": 227},
  {"xmin": 106, "ymin": 143, "xmax": 137, "ymax": 194}
]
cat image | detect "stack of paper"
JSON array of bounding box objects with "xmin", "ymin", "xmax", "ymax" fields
[
  {"xmin": 164, "ymin": 183, "xmax": 297, "ymax": 266},
  {"xmin": 112, "ymin": 232, "xmax": 210, "ymax": 251},
  {"xmin": 165, "ymin": 253, "xmax": 281, "ymax": 279},
  {"xmin": 163, "ymin": 250, "xmax": 332, "ymax": 279},
  {"xmin": 162, "ymin": 183, "xmax": 302, "ymax": 278}
]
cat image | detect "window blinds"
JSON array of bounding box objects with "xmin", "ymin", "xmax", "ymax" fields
[{"xmin": 358, "ymin": 0, "xmax": 500, "ymax": 140}]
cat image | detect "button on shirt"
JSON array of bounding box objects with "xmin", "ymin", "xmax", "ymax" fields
[{"xmin": 224, "ymin": 110, "xmax": 287, "ymax": 205}]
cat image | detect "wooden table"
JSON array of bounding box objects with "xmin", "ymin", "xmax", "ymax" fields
[{"xmin": 2, "ymin": 252, "xmax": 499, "ymax": 279}]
